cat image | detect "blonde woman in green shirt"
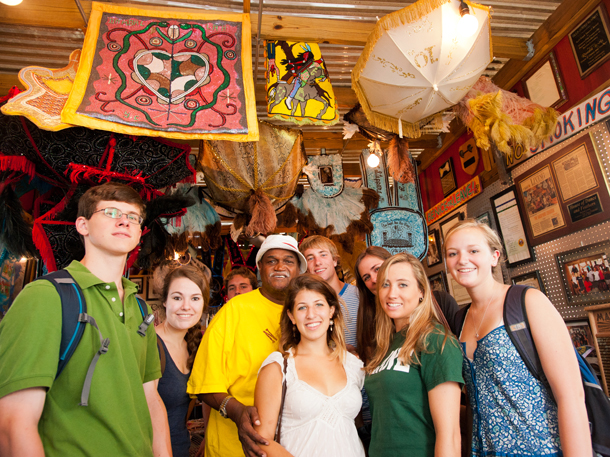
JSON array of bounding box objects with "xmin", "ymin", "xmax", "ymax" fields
[{"xmin": 364, "ymin": 253, "xmax": 463, "ymax": 457}]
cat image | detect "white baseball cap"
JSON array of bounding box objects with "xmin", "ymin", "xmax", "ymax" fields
[{"xmin": 255, "ymin": 234, "xmax": 307, "ymax": 273}]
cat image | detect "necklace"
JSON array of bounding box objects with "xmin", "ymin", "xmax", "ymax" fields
[{"xmin": 472, "ymin": 286, "xmax": 497, "ymax": 338}]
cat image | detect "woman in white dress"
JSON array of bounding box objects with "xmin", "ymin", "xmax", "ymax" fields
[{"xmin": 254, "ymin": 274, "xmax": 366, "ymax": 457}]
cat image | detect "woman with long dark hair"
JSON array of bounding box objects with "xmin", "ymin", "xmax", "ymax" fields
[
  {"xmin": 253, "ymin": 274, "xmax": 365, "ymax": 457},
  {"xmin": 155, "ymin": 265, "xmax": 209, "ymax": 457}
]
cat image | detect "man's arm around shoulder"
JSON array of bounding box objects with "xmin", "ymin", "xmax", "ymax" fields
[{"xmin": 0, "ymin": 387, "xmax": 46, "ymax": 457}]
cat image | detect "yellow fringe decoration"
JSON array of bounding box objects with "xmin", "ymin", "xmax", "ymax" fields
[
  {"xmin": 467, "ymin": 91, "xmax": 559, "ymax": 155},
  {"xmin": 352, "ymin": 0, "xmax": 491, "ymax": 138}
]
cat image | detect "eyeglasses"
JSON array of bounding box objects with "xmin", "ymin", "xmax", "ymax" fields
[{"xmin": 93, "ymin": 207, "xmax": 143, "ymax": 225}]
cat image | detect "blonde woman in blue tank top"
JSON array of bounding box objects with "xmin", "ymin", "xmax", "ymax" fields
[{"xmin": 444, "ymin": 219, "xmax": 590, "ymax": 457}]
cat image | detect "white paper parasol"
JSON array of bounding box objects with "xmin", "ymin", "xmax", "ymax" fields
[{"xmin": 352, "ymin": 0, "xmax": 492, "ymax": 138}]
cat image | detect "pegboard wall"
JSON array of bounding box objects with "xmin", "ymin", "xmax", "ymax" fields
[{"xmin": 425, "ymin": 121, "xmax": 610, "ymax": 320}]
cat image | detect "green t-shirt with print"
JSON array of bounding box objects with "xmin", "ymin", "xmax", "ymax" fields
[
  {"xmin": 364, "ymin": 325, "xmax": 463, "ymax": 457},
  {"xmin": 0, "ymin": 261, "xmax": 161, "ymax": 457}
]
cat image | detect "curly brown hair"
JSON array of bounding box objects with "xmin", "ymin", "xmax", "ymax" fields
[{"xmin": 161, "ymin": 264, "xmax": 210, "ymax": 369}]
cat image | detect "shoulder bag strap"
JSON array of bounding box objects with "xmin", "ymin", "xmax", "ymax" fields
[
  {"xmin": 156, "ymin": 335, "xmax": 166, "ymax": 376},
  {"xmin": 274, "ymin": 356, "xmax": 289, "ymax": 444},
  {"xmin": 502, "ymin": 284, "xmax": 544, "ymax": 381}
]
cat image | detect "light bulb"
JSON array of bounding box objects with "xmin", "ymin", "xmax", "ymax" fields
[
  {"xmin": 458, "ymin": 12, "xmax": 478, "ymax": 37},
  {"xmin": 0, "ymin": 0, "xmax": 23, "ymax": 5},
  {"xmin": 367, "ymin": 153, "xmax": 380, "ymax": 168}
]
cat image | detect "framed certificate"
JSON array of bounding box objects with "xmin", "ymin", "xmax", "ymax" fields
[
  {"xmin": 569, "ymin": 5, "xmax": 610, "ymax": 78},
  {"xmin": 490, "ymin": 187, "xmax": 534, "ymax": 266},
  {"xmin": 514, "ymin": 133, "xmax": 610, "ymax": 246},
  {"xmin": 522, "ymin": 51, "xmax": 567, "ymax": 109}
]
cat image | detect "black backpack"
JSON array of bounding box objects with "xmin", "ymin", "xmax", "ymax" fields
[
  {"xmin": 38, "ymin": 270, "xmax": 153, "ymax": 406},
  {"xmin": 451, "ymin": 285, "xmax": 610, "ymax": 457}
]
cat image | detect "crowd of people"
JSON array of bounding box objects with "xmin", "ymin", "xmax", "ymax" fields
[{"xmin": 0, "ymin": 182, "xmax": 592, "ymax": 457}]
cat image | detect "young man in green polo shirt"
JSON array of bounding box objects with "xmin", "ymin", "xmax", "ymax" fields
[{"xmin": 0, "ymin": 183, "xmax": 171, "ymax": 457}]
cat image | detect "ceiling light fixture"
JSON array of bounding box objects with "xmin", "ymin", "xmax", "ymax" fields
[
  {"xmin": 458, "ymin": 0, "xmax": 478, "ymax": 38},
  {"xmin": 0, "ymin": 0, "xmax": 23, "ymax": 5},
  {"xmin": 367, "ymin": 152, "xmax": 380, "ymax": 168}
]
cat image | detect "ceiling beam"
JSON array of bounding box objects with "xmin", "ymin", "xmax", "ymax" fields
[
  {"xmin": 255, "ymin": 15, "xmax": 530, "ymax": 59},
  {"xmin": 0, "ymin": 0, "xmax": 530, "ymax": 59}
]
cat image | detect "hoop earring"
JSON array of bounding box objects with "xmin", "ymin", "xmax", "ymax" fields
[
  {"xmin": 419, "ymin": 297, "xmax": 423, "ymax": 303},
  {"xmin": 329, "ymin": 319, "xmax": 334, "ymax": 333}
]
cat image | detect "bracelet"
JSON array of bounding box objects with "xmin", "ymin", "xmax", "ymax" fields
[{"xmin": 219, "ymin": 395, "xmax": 234, "ymax": 419}]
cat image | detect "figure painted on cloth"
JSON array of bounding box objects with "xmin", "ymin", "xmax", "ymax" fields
[
  {"xmin": 0, "ymin": 182, "xmax": 172, "ymax": 457},
  {"xmin": 155, "ymin": 264, "xmax": 209, "ymax": 457},
  {"xmin": 364, "ymin": 253, "xmax": 463, "ymax": 457},
  {"xmin": 444, "ymin": 220, "xmax": 591, "ymax": 457},
  {"xmin": 254, "ymin": 274, "xmax": 365, "ymax": 457},
  {"xmin": 187, "ymin": 234, "xmax": 307, "ymax": 457},
  {"xmin": 265, "ymin": 41, "xmax": 338, "ymax": 125},
  {"xmin": 62, "ymin": 3, "xmax": 258, "ymax": 141}
]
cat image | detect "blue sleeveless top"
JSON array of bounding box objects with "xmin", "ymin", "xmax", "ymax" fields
[
  {"xmin": 462, "ymin": 324, "xmax": 562, "ymax": 457},
  {"xmin": 157, "ymin": 337, "xmax": 191, "ymax": 457}
]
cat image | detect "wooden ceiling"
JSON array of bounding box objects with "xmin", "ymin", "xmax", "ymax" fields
[{"xmin": 0, "ymin": 0, "xmax": 602, "ymax": 177}]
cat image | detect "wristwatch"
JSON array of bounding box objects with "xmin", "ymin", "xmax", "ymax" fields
[{"xmin": 219, "ymin": 395, "xmax": 233, "ymax": 418}]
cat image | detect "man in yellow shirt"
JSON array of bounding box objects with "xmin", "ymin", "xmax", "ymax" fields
[{"xmin": 188, "ymin": 234, "xmax": 306, "ymax": 457}]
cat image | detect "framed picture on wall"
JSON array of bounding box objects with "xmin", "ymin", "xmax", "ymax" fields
[
  {"xmin": 490, "ymin": 187, "xmax": 534, "ymax": 267},
  {"xmin": 130, "ymin": 275, "xmax": 145, "ymax": 295},
  {"xmin": 428, "ymin": 271, "xmax": 448, "ymax": 293},
  {"xmin": 147, "ymin": 277, "xmax": 160, "ymax": 301},
  {"xmin": 568, "ymin": 5, "xmax": 610, "ymax": 78},
  {"xmin": 510, "ymin": 270, "xmax": 546, "ymax": 294},
  {"xmin": 438, "ymin": 158, "xmax": 457, "ymax": 197},
  {"xmin": 514, "ymin": 133, "xmax": 610, "ymax": 246},
  {"xmin": 522, "ymin": 51, "xmax": 568, "ymax": 109},
  {"xmin": 476, "ymin": 211, "xmax": 491, "ymax": 228},
  {"xmin": 556, "ymin": 240, "xmax": 610, "ymax": 306},
  {"xmin": 565, "ymin": 320, "xmax": 595, "ymax": 350},
  {"xmin": 439, "ymin": 211, "xmax": 464, "ymax": 244},
  {"xmin": 426, "ymin": 229, "xmax": 442, "ymax": 267}
]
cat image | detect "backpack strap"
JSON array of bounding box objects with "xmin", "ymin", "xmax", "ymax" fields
[
  {"xmin": 37, "ymin": 270, "xmax": 88, "ymax": 379},
  {"xmin": 36, "ymin": 270, "xmax": 110, "ymax": 406},
  {"xmin": 78, "ymin": 313, "xmax": 110, "ymax": 406},
  {"xmin": 135, "ymin": 295, "xmax": 147, "ymax": 319},
  {"xmin": 449, "ymin": 303, "xmax": 470, "ymax": 337},
  {"xmin": 502, "ymin": 284, "xmax": 544, "ymax": 381}
]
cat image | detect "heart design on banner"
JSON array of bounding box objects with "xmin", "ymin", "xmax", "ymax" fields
[{"xmin": 132, "ymin": 50, "xmax": 210, "ymax": 104}]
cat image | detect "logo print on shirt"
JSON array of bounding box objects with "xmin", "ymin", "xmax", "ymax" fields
[
  {"xmin": 263, "ymin": 328, "xmax": 278, "ymax": 343},
  {"xmin": 370, "ymin": 347, "xmax": 410, "ymax": 374}
]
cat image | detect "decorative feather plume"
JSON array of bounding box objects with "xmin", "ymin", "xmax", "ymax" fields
[
  {"xmin": 387, "ymin": 137, "xmax": 415, "ymax": 184},
  {"xmin": 455, "ymin": 76, "xmax": 559, "ymax": 157},
  {"xmin": 245, "ymin": 189, "xmax": 277, "ymax": 236},
  {"xmin": 136, "ymin": 193, "xmax": 195, "ymax": 269}
]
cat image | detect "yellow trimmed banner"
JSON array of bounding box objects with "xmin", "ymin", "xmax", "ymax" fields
[{"xmin": 61, "ymin": 2, "xmax": 258, "ymax": 141}]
